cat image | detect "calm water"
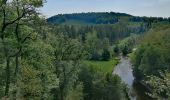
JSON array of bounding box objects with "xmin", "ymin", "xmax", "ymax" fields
[{"xmin": 113, "ymin": 57, "xmax": 152, "ymax": 100}]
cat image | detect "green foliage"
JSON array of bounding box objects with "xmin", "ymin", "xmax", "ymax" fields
[
  {"xmin": 133, "ymin": 24, "xmax": 170, "ymax": 80},
  {"xmin": 47, "ymin": 12, "xmax": 130, "ymax": 25},
  {"xmin": 15, "ymin": 65, "xmax": 43, "ymax": 99},
  {"xmin": 53, "ymin": 34, "xmax": 86, "ymax": 100},
  {"xmin": 0, "ymin": 0, "xmax": 58, "ymax": 99},
  {"xmin": 47, "ymin": 12, "xmax": 169, "ymax": 25},
  {"xmin": 146, "ymin": 72, "xmax": 170, "ymax": 99},
  {"xmin": 1, "ymin": 0, "xmax": 170, "ymax": 99},
  {"xmin": 85, "ymin": 31, "xmax": 102, "ymax": 60},
  {"xmin": 128, "ymin": 22, "xmax": 170, "ymax": 99},
  {"xmin": 66, "ymin": 83, "xmax": 84, "ymax": 100},
  {"xmin": 92, "ymin": 73, "xmax": 126, "ymax": 100},
  {"xmin": 78, "ymin": 65, "xmax": 126, "ymax": 100},
  {"xmin": 114, "ymin": 44, "xmax": 120, "ymax": 54},
  {"xmin": 118, "ymin": 34, "xmax": 140, "ymax": 56},
  {"xmin": 21, "ymin": 0, "xmax": 44, "ymax": 7},
  {"xmin": 122, "ymin": 45, "xmax": 129, "ymax": 56},
  {"xmin": 102, "ymin": 49, "xmax": 111, "ymax": 61}
]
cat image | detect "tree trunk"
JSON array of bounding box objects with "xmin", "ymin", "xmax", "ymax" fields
[
  {"xmin": 5, "ymin": 57, "xmax": 10, "ymax": 96},
  {"xmin": 14, "ymin": 55, "xmax": 19, "ymax": 76},
  {"xmin": 60, "ymin": 86, "xmax": 64, "ymax": 100}
]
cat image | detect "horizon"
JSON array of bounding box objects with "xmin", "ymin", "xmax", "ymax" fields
[
  {"xmin": 40, "ymin": 0, "xmax": 170, "ymax": 18},
  {"xmin": 45, "ymin": 11, "xmax": 170, "ymax": 18}
]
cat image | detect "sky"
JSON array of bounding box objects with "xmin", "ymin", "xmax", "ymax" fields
[{"xmin": 40, "ymin": 0, "xmax": 170, "ymax": 18}]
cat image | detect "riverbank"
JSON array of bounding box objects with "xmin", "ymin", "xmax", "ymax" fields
[
  {"xmin": 132, "ymin": 80, "xmax": 154, "ymax": 100},
  {"xmin": 113, "ymin": 56, "xmax": 153, "ymax": 100}
]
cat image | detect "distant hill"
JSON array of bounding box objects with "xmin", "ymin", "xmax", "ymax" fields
[
  {"xmin": 47, "ymin": 12, "xmax": 170, "ymax": 25},
  {"xmin": 47, "ymin": 12, "xmax": 134, "ymax": 25}
]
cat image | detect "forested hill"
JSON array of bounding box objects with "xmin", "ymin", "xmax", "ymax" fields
[
  {"xmin": 47, "ymin": 12, "xmax": 170, "ymax": 25},
  {"xmin": 47, "ymin": 12, "xmax": 131, "ymax": 25}
]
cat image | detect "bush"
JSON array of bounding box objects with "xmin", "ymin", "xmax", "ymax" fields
[
  {"xmin": 122, "ymin": 45, "xmax": 129, "ymax": 56},
  {"xmin": 102, "ymin": 49, "xmax": 110, "ymax": 61}
]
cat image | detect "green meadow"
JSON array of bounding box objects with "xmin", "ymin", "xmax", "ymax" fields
[{"xmin": 85, "ymin": 58, "xmax": 119, "ymax": 74}]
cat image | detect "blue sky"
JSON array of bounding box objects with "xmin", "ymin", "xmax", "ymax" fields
[{"xmin": 40, "ymin": 0, "xmax": 170, "ymax": 18}]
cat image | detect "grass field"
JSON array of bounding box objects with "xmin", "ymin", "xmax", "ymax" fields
[{"xmin": 84, "ymin": 58, "xmax": 119, "ymax": 74}]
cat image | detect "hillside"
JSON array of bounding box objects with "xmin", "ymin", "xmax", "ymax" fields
[
  {"xmin": 47, "ymin": 12, "xmax": 169, "ymax": 25},
  {"xmin": 47, "ymin": 12, "xmax": 132, "ymax": 25}
]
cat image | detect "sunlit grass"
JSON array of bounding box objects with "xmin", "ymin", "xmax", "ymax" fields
[{"xmin": 84, "ymin": 58, "xmax": 119, "ymax": 74}]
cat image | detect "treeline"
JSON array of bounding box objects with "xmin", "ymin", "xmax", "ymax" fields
[
  {"xmin": 131, "ymin": 22, "xmax": 170, "ymax": 99},
  {"xmin": 50, "ymin": 23, "xmax": 147, "ymax": 60},
  {"xmin": 52, "ymin": 23, "xmax": 147, "ymax": 42},
  {"xmin": 47, "ymin": 12, "xmax": 170, "ymax": 25},
  {"xmin": 47, "ymin": 12, "xmax": 131, "ymax": 25}
]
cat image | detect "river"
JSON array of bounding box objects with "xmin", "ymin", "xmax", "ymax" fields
[{"xmin": 113, "ymin": 56, "xmax": 152, "ymax": 100}]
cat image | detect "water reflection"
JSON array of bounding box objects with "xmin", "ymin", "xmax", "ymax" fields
[
  {"xmin": 113, "ymin": 57, "xmax": 152, "ymax": 100},
  {"xmin": 113, "ymin": 57, "xmax": 134, "ymax": 86}
]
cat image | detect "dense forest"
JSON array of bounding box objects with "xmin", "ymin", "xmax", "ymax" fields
[
  {"xmin": 0, "ymin": 0, "xmax": 170, "ymax": 100},
  {"xmin": 131, "ymin": 22, "xmax": 170, "ymax": 99}
]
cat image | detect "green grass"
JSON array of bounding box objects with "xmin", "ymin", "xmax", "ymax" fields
[{"xmin": 84, "ymin": 58, "xmax": 119, "ymax": 74}]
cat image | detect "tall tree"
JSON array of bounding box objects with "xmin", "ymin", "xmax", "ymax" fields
[
  {"xmin": 54, "ymin": 35, "xmax": 85, "ymax": 100},
  {"xmin": 0, "ymin": 0, "xmax": 44, "ymax": 96}
]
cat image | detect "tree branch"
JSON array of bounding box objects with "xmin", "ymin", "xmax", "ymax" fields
[{"xmin": 9, "ymin": 47, "xmax": 22, "ymax": 58}]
